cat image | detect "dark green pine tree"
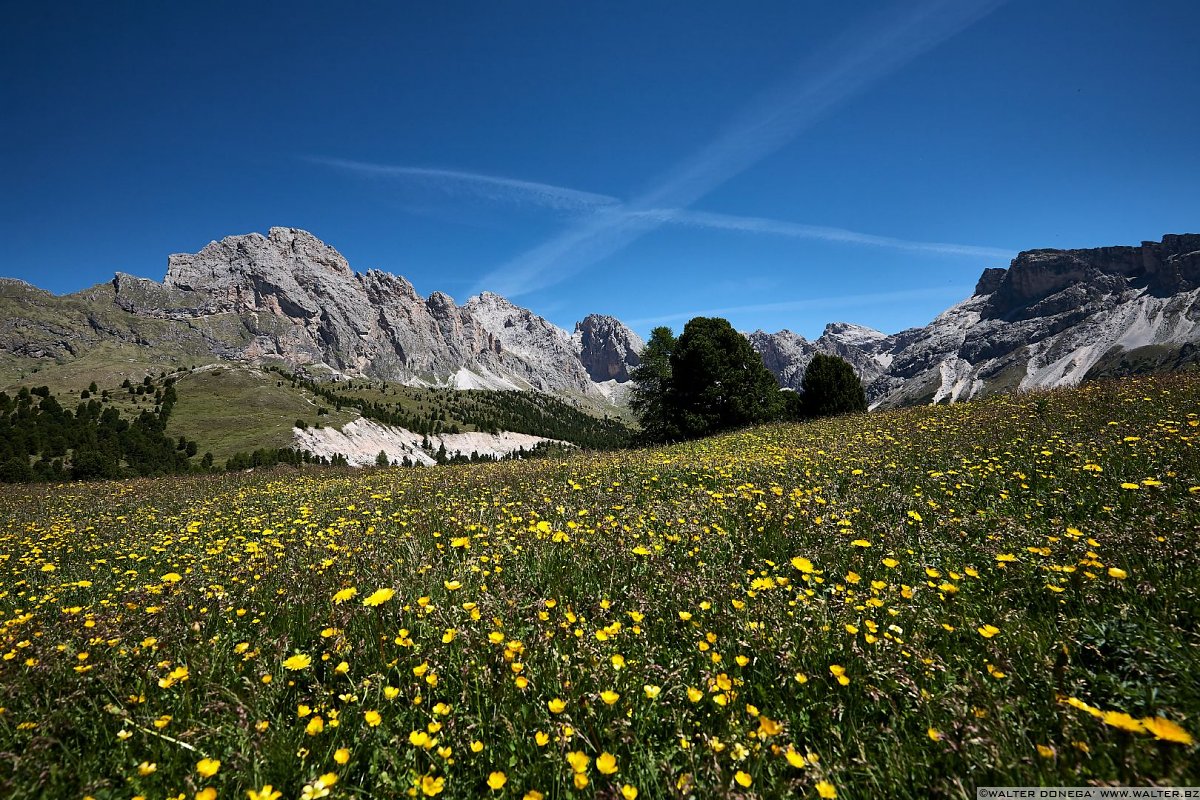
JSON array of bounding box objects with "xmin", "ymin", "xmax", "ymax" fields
[
  {"xmin": 666, "ymin": 317, "xmax": 783, "ymax": 439},
  {"xmin": 629, "ymin": 326, "xmax": 677, "ymax": 443},
  {"xmin": 800, "ymin": 353, "xmax": 868, "ymax": 418}
]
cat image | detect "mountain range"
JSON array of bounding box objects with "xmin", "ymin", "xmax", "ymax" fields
[
  {"xmin": 3, "ymin": 227, "xmax": 1198, "ymax": 410},
  {"xmin": 757, "ymin": 233, "xmax": 1200, "ymax": 407}
]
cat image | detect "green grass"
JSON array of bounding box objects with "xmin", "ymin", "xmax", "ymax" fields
[
  {"xmin": 0, "ymin": 374, "xmax": 1197, "ymax": 799},
  {"xmin": 164, "ymin": 367, "xmax": 357, "ymax": 461},
  {"xmin": 0, "ymin": 280, "xmax": 224, "ymax": 391}
]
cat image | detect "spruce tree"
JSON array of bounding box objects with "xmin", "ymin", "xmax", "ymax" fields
[
  {"xmin": 800, "ymin": 354, "xmax": 868, "ymax": 418},
  {"xmin": 665, "ymin": 317, "xmax": 783, "ymax": 439},
  {"xmin": 629, "ymin": 326, "xmax": 677, "ymax": 443}
]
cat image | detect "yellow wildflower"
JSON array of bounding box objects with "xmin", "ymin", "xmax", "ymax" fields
[
  {"xmin": 283, "ymin": 653, "xmax": 312, "ymax": 670},
  {"xmin": 362, "ymin": 588, "xmax": 395, "ymax": 606},
  {"xmin": 1141, "ymin": 716, "xmax": 1192, "ymax": 744}
]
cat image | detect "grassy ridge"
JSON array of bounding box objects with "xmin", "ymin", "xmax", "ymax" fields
[
  {"xmin": 0, "ymin": 375, "xmax": 1197, "ymax": 799},
  {"xmin": 3, "ymin": 363, "xmax": 632, "ymax": 464},
  {"xmin": 164, "ymin": 368, "xmax": 357, "ymax": 461}
]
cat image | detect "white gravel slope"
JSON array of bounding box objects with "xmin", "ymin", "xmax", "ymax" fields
[{"xmin": 293, "ymin": 418, "xmax": 566, "ymax": 466}]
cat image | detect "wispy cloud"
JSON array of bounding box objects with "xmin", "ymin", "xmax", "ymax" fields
[
  {"xmin": 306, "ymin": 156, "xmax": 621, "ymax": 212},
  {"xmin": 475, "ymin": 0, "xmax": 1005, "ymax": 297},
  {"xmin": 310, "ymin": 154, "xmax": 1014, "ymax": 275},
  {"xmin": 632, "ymin": 209, "xmax": 1016, "ymax": 261},
  {"xmin": 624, "ymin": 286, "xmax": 969, "ymax": 330}
]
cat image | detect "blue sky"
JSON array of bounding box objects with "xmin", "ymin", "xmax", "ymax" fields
[{"xmin": 3, "ymin": 1, "xmax": 1198, "ymax": 340}]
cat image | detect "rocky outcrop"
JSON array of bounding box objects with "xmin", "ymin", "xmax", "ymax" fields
[
  {"xmin": 462, "ymin": 291, "xmax": 601, "ymax": 396},
  {"xmin": 572, "ymin": 315, "xmax": 643, "ymax": 382},
  {"xmin": 748, "ymin": 234, "xmax": 1200, "ymax": 409},
  {"xmin": 813, "ymin": 323, "xmax": 890, "ymax": 385},
  {"xmin": 5, "ymin": 228, "xmax": 1199, "ymax": 413},
  {"xmin": 746, "ymin": 330, "xmax": 815, "ymax": 390},
  {"xmin": 107, "ymin": 228, "xmax": 644, "ymax": 400},
  {"xmin": 2, "ymin": 228, "xmax": 644, "ymax": 403},
  {"xmin": 747, "ymin": 323, "xmax": 890, "ymax": 391}
]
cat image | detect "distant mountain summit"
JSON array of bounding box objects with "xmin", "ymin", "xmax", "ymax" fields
[
  {"xmin": 2, "ymin": 228, "xmax": 1197, "ymax": 410},
  {"xmin": 749, "ymin": 233, "xmax": 1200, "ymax": 407},
  {"xmin": 30, "ymin": 227, "xmax": 641, "ymax": 402}
]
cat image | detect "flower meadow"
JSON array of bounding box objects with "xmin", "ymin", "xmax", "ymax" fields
[{"xmin": 1, "ymin": 375, "xmax": 1197, "ymax": 799}]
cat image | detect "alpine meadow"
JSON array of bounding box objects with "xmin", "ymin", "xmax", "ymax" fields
[
  {"xmin": 5, "ymin": 2, "xmax": 1200, "ymax": 799},
  {"xmin": 2, "ymin": 374, "xmax": 1197, "ymax": 799}
]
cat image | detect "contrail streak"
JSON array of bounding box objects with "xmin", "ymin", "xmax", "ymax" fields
[
  {"xmin": 634, "ymin": 209, "xmax": 1015, "ymax": 261},
  {"xmin": 307, "ymin": 156, "xmax": 621, "ymax": 211},
  {"xmin": 309, "ymin": 155, "xmax": 1015, "ymax": 271},
  {"xmin": 476, "ymin": 0, "xmax": 1005, "ymax": 297}
]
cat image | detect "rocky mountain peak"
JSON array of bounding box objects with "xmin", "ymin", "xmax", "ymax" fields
[
  {"xmin": 467, "ymin": 291, "xmax": 515, "ymax": 309},
  {"xmin": 973, "ymin": 267, "xmax": 1006, "ymax": 296},
  {"xmin": 266, "ymin": 227, "xmax": 353, "ymax": 275},
  {"xmin": 820, "ymin": 322, "xmax": 886, "ymax": 346},
  {"xmin": 161, "ymin": 227, "xmax": 359, "ymax": 325},
  {"xmin": 361, "ymin": 269, "xmax": 421, "ymax": 301},
  {"xmin": 572, "ymin": 314, "xmax": 643, "ymax": 382},
  {"xmin": 91, "ymin": 228, "xmax": 641, "ymax": 401},
  {"xmin": 425, "ymin": 291, "xmax": 457, "ymax": 317},
  {"xmin": 746, "ymin": 330, "xmax": 814, "ymax": 390},
  {"xmin": 984, "ymin": 234, "xmax": 1200, "ymax": 320}
]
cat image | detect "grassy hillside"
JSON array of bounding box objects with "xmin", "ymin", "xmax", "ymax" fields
[
  {"xmin": 161, "ymin": 367, "xmax": 632, "ymax": 458},
  {"xmin": 0, "ymin": 280, "xmax": 223, "ymax": 390},
  {"xmin": 0, "ymin": 374, "xmax": 1197, "ymax": 798},
  {"xmin": 1, "ymin": 362, "xmax": 631, "ymax": 469},
  {"xmin": 0, "ymin": 364, "xmax": 354, "ymax": 472},
  {"xmin": 163, "ymin": 367, "xmax": 358, "ymax": 461}
]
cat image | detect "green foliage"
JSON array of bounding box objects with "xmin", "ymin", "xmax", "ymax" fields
[
  {"xmin": 0, "ymin": 381, "xmax": 190, "ymax": 482},
  {"xmin": 267, "ymin": 367, "xmax": 632, "ymax": 450},
  {"xmin": 664, "ymin": 317, "xmax": 783, "ymax": 440},
  {"xmin": 0, "ymin": 375, "xmax": 1197, "ymax": 798},
  {"xmin": 779, "ymin": 387, "xmax": 805, "ymax": 421},
  {"xmin": 224, "ymin": 447, "xmax": 336, "ymax": 471},
  {"xmin": 0, "ymin": 377, "xmax": 350, "ymax": 483},
  {"xmin": 628, "ymin": 326, "xmax": 677, "ymax": 443},
  {"xmin": 800, "ymin": 353, "xmax": 867, "ymax": 418}
]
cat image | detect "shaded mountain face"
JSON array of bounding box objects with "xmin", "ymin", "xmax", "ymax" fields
[
  {"xmin": 573, "ymin": 314, "xmax": 644, "ymax": 383},
  {"xmin": 746, "ymin": 323, "xmax": 891, "ymax": 393},
  {"xmin": 749, "ymin": 234, "xmax": 1200, "ymax": 408},
  {"xmin": 2, "ymin": 228, "xmax": 644, "ymax": 403},
  {"xmin": 3, "ymin": 228, "xmax": 1197, "ymax": 411}
]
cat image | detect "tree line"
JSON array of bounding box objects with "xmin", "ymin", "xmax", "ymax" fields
[
  {"xmin": 0, "ymin": 379, "xmax": 193, "ymax": 482},
  {"xmin": 270, "ymin": 367, "xmax": 631, "ymax": 449},
  {"xmin": 629, "ymin": 317, "xmax": 867, "ymax": 443},
  {"xmin": 0, "ymin": 377, "xmax": 349, "ymax": 484}
]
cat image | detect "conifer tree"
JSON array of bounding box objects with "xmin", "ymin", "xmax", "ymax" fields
[
  {"xmin": 629, "ymin": 326, "xmax": 677, "ymax": 443},
  {"xmin": 800, "ymin": 354, "xmax": 868, "ymax": 418},
  {"xmin": 665, "ymin": 317, "xmax": 782, "ymax": 439}
]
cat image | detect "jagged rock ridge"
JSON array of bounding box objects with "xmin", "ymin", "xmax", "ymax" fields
[
  {"xmin": 3, "ymin": 228, "xmax": 1197, "ymax": 411},
  {"xmin": 749, "ymin": 234, "xmax": 1200, "ymax": 407},
  {"xmin": 573, "ymin": 315, "xmax": 644, "ymax": 382},
  {"xmin": 87, "ymin": 228, "xmax": 642, "ymax": 401}
]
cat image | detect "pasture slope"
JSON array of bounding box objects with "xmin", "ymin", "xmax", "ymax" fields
[{"xmin": 1, "ymin": 374, "xmax": 1197, "ymax": 799}]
